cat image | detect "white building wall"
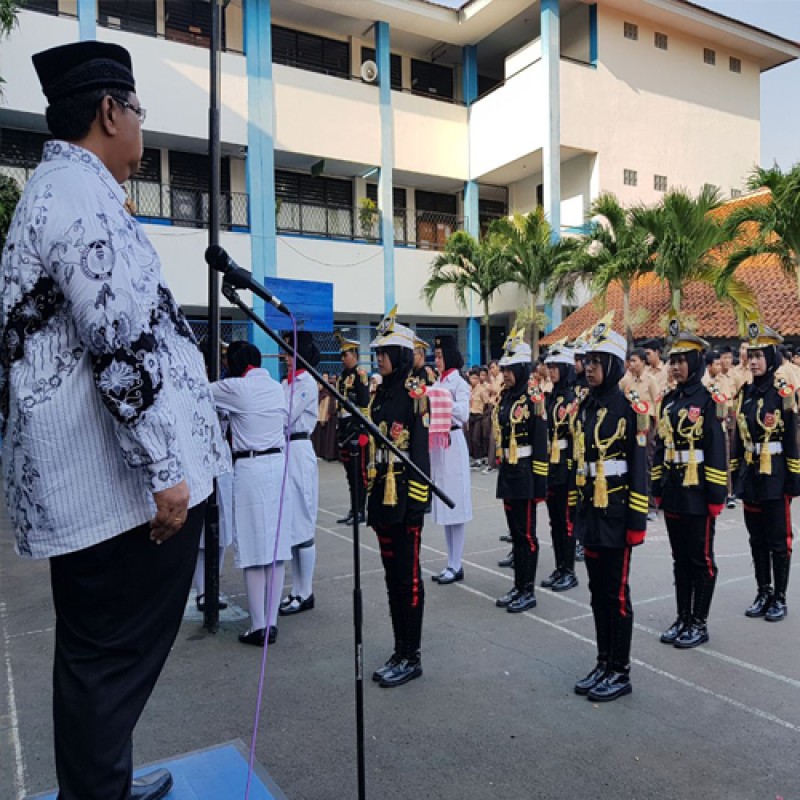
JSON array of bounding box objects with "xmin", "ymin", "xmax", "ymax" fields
[{"xmin": 561, "ymin": 6, "xmax": 760, "ymax": 202}]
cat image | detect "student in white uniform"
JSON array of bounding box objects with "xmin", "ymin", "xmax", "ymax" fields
[
  {"xmin": 279, "ymin": 331, "xmax": 321, "ymax": 616},
  {"xmin": 211, "ymin": 343, "xmax": 289, "ymax": 646},
  {"xmin": 429, "ymin": 335, "xmax": 473, "ymax": 584}
]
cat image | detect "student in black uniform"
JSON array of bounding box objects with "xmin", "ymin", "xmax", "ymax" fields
[
  {"xmin": 571, "ymin": 317, "xmax": 648, "ymax": 702},
  {"xmin": 652, "ymin": 324, "xmax": 727, "ymax": 649},
  {"xmin": 541, "ymin": 341, "xmax": 579, "ymax": 592},
  {"xmin": 412, "ymin": 335, "xmax": 438, "ymax": 386},
  {"xmin": 492, "ymin": 329, "xmax": 549, "ymax": 613},
  {"xmin": 367, "ymin": 310, "xmax": 432, "ymax": 688},
  {"xmin": 335, "ymin": 332, "xmax": 371, "ymax": 525},
  {"xmin": 732, "ymin": 320, "xmax": 800, "ymax": 622}
]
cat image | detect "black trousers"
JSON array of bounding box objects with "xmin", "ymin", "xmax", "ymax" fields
[
  {"xmin": 503, "ymin": 499, "xmax": 539, "ymax": 589},
  {"xmin": 340, "ymin": 438, "xmax": 367, "ymax": 515},
  {"xmin": 584, "ymin": 546, "xmax": 633, "ymax": 671},
  {"xmin": 664, "ymin": 511, "xmax": 718, "ymax": 623},
  {"xmin": 50, "ymin": 502, "xmax": 205, "ymax": 800},
  {"xmin": 743, "ymin": 497, "xmax": 793, "ymax": 599},
  {"xmin": 546, "ymin": 483, "xmax": 574, "ymax": 572},
  {"xmin": 374, "ymin": 521, "xmax": 425, "ymax": 657}
]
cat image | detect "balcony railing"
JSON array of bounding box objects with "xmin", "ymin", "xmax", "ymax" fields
[
  {"xmin": 127, "ymin": 181, "xmax": 249, "ymax": 231},
  {"xmin": 276, "ymin": 200, "xmax": 381, "ymax": 243},
  {"xmin": 394, "ymin": 209, "xmax": 462, "ymax": 250}
]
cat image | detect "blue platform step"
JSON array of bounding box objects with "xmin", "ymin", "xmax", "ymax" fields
[{"xmin": 31, "ymin": 740, "xmax": 287, "ymax": 800}]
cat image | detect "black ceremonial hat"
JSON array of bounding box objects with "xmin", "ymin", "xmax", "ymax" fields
[{"xmin": 33, "ymin": 41, "xmax": 136, "ymax": 104}]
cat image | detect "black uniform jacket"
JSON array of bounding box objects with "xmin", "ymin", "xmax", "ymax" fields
[
  {"xmin": 411, "ymin": 364, "xmax": 437, "ymax": 386},
  {"xmin": 652, "ymin": 381, "xmax": 727, "ymax": 515},
  {"xmin": 494, "ymin": 387, "xmax": 549, "ymax": 501},
  {"xmin": 337, "ymin": 365, "xmax": 370, "ymax": 442},
  {"xmin": 732, "ymin": 375, "xmax": 800, "ymax": 502},
  {"xmin": 571, "ymin": 386, "xmax": 648, "ymax": 549},
  {"xmin": 546, "ymin": 382, "xmax": 576, "ymax": 488},
  {"xmin": 367, "ymin": 370, "xmax": 431, "ymax": 527}
]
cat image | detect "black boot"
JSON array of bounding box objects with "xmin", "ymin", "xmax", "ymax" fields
[
  {"xmin": 746, "ymin": 543, "xmax": 773, "ymax": 617},
  {"xmin": 552, "ymin": 570, "xmax": 579, "ymax": 592},
  {"xmin": 507, "ymin": 585, "xmax": 537, "ymax": 613},
  {"xmin": 661, "ymin": 565, "xmax": 692, "ymax": 643},
  {"xmin": 498, "ymin": 550, "xmax": 514, "ymax": 568},
  {"xmin": 379, "ymin": 652, "xmax": 422, "ymax": 688},
  {"xmin": 540, "ymin": 569, "xmax": 561, "ymax": 588},
  {"xmin": 659, "ymin": 616, "xmax": 688, "ymax": 644},
  {"xmin": 372, "ymin": 652, "xmax": 403, "ymax": 682},
  {"xmin": 765, "ymin": 552, "xmax": 790, "ymax": 622},
  {"xmin": 496, "ymin": 586, "xmax": 521, "ymax": 608},
  {"xmin": 675, "ymin": 568, "xmax": 715, "ymax": 647},
  {"xmin": 574, "ymin": 661, "xmax": 608, "ymax": 695},
  {"xmin": 587, "ymin": 668, "xmax": 632, "ymax": 702},
  {"xmin": 674, "ymin": 620, "xmax": 709, "ymax": 648},
  {"xmin": 337, "ymin": 510, "xmax": 354, "ymax": 525}
]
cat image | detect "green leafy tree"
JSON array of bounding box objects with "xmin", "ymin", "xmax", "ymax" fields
[
  {"xmin": 492, "ymin": 208, "xmax": 579, "ymax": 358},
  {"xmin": 0, "ymin": 174, "xmax": 21, "ymax": 253},
  {"xmin": 423, "ymin": 230, "xmax": 510, "ymax": 364},
  {"xmin": 631, "ymin": 185, "xmax": 756, "ymax": 329},
  {"xmin": 551, "ymin": 193, "xmax": 654, "ymax": 346},
  {"xmin": 0, "ymin": 0, "xmax": 20, "ymax": 94},
  {"xmin": 718, "ymin": 163, "xmax": 800, "ymax": 303}
]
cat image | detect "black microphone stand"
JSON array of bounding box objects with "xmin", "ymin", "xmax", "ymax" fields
[{"xmin": 221, "ymin": 282, "xmax": 453, "ymax": 800}]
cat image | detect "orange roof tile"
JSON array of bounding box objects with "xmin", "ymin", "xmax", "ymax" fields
[{"xmin": 542, "ymin": 190, "xmax": 799, "ymax": 344}]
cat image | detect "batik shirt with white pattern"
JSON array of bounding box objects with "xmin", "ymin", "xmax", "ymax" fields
[{"xmin": 0, "ymin": 142, "xmax": 230, "ymax": 558}]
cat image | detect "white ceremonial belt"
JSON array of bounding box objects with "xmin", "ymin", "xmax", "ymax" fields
[
  {"xmin": 755, "ymin": 442, "xmax": 783, "ymax": 454},
  {"xmin": 503, "ymin": 445, "xmax": 532, "ymax": 459},
  {"xmin": 339, "ymin": 411, "xmax": 352, "ymax": 418},
  {"xmin": 670, "ymin": 450, "xmax": 704, "ymax": 464},
  {"xmin": 554, "ymin": 439, "xmax": 568, "ymax": 449},
  {"xmin": 587, "ymin": 459, "xmax": 628, "ymax": 477},
  {"xmin": 374, "ymin": 449, "xmax": 402, "ymax": 464}
]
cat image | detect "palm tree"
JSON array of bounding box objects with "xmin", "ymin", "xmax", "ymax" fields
[
  {"xmin": 718, "ymin": 163, "xmax": 800, "ymax": 301},
  {"xmin": 0, "ymin": 1, "xmax": 19, "ymax": 94},
  {"xmin": 631, "ymin": 185, "xmax": 756, "ymax": 327},
  {"xmin": 550, "ymin": 193, "xmax": 654, "ymax": 346},
  {"xmin": 422, "ymin": 230, "xmax": 510, "ymax": 364},
  {"xmin": 492, "ymin": 208, "xmax": 579, "ymax": 358}
]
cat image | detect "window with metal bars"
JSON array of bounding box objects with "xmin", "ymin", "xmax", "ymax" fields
[
  {"xmin": 98, "ymin": 0, "xmax": 156, "ymax": 35},
  {"xmin": 623, "ymin": 22, "xmax": 638, "ymax": 41},
  {"xmin": 169, "ymin": 151, "xmax": 230, "ymax": 191},
  {"xmin": 410, "ymin": 60, "xmax": 454, "ymax": 100},
  {"xmin": 136, "ymin": 149, "xmax": 162, "ymax": 183},
  {"xmin": 415, "ymin": 191, "xmax": 457, "ymax": 214},
  {"xmin": 361, "ymin": 48, "xmax": 402, "ymax": 89},
  {"xmin": 654, "ymin": 174, "xmax": 668, "ymax": 192},
  {"xmin": 0, "ymin": 128, "xmax": 50, "ymax": 167},
  {"xmin": 704, "ymin": 48, "xmax": 716, "ymax": 66},
  {"xmin": 365, "ymin": 183, "xmax": 406, "ymax": 211},
  {"xmin": 22, "ymin": 0, "xmax": 59, "ymax": 15},
  {"xmin": 275, "ymin": 171, "xmax": 353, "ymax": 208},
  {"xmin": 730, "ymin": 56, "xmax": 742, "ymax": 73},
  {"xmin": 165, "ymin": 0, "xmax": 228, "ymax": 49},
  {"xmin": 272, "ymin": 26, "xmax": 350, "ymax": 78},
  {"xmin": 654, "ymin": 32, "xmax": 668, "ymax": 50},
  {"xmin": 624, "ymin": 169, "xmax": 638, "ymax": 187}
]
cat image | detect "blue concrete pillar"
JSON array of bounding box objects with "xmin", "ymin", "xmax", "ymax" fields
[
  {"xmin": 244, "ymin": 0, "xmax": 279, "ymax": 373},
  {"xmin": 589, "ymin": 4, "xmax": 598, "ymax": 67},
  {"xmin": 542, "ymin": 0, "xmax": 561, "ymax": 333},
  {"xmin": 376, "ymin": 21, "xmax": 395, "ymax": 314},
  {"xmin": 467, "ymin": 318, "xmax": 481, "ymax": 368},
  {"xmin": 77, "ymin": 0, "xmax": 96, "ymax": 40},
  {"xmin": 462, "ymin": 44, "xmax": 478, "ymax": 105}
]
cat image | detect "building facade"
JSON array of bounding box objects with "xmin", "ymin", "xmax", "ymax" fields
[{"xmin": 1, "ymin": 0, "xmax": 797, "ymax": 372}]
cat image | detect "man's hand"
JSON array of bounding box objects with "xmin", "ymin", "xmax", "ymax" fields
[{"xmin": 150, "ymin": 480, "xmax": 191, "ymax": 544}]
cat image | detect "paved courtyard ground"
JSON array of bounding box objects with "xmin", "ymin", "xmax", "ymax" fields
[{"xmin": 1, "ymin": 461, "xmax": 799, "ymax": 800}]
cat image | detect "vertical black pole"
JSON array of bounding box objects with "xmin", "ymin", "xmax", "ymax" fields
[
  {"xmin": 350, "ymin": 437, "xmax": 367, "ymax": 800},
  {"xmin": 204, "ymin": 0, "xmax": 223, "ymax": 633}
]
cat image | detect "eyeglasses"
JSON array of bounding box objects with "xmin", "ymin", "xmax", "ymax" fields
[
  {"xmin": 113, "ymin": 97, "xmax": 147, "ymax": 124},
  {"xmin": 585, "ymin": 356, "xmax": 604, "ymax": 367}
]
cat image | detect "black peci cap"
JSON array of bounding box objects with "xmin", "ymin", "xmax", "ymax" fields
[{"xmin": 33, "ymin": 41, "xmax": 135, "ymax": 104}]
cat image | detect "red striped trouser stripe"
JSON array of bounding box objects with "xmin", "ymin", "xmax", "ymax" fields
[
  {"xmin": 525, "ymin": 500, "xmax": 537, "ymax": 552},
  {"xmin": 411, "ymin": 526, "xmax": 421, "ymax": 608},
  {"xmin": 785, "ymin": 496, "xmax": 793, "ymax": 556},
  {"xmin": 704, "ymin": 514, "xmax": 715, "ymax": 579},
  {"xmin": 618, "ymin": 547, "xmax": 631, "ymax": 618}
]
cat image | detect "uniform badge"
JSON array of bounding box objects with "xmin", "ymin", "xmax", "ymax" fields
[
  {"xmin": 764, "ymin": 412, "xmax": 776, "ymax": 427},
  {"xmin": 636, "ymin": 432, "xmax": 647, "ymax": 447},
  {"xmin": 558, "ymin": 406, "xmax": 567, "ymax": 420},
  {"xmin": 390, "ymin": 422, "xmax": 405, "ymax": 440},
  {"xmin": 688, "ymin": 406, "xmax": 701, "ymax": 423}
]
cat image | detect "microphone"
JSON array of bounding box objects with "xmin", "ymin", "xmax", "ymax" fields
[{"xmin": 204, "ymin": 244, "xmax": 291, "ymax": 316}]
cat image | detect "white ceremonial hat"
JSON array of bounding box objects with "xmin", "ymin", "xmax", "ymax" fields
[
  {"xmin": 544, "ymin": 338, "xmax": 575, "ymax": 366},
  {"xmin": 585, "ymin": 313, "xmax": 626, "ymax": 361},
  {"xmin": 498, "ymin": 327, "xmax": 531, "ymax": 367},
  {"xmin": 370, "ymin": 305, "xmax": 416, "ymax": 350}
]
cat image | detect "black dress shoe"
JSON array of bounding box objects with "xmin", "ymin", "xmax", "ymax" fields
[
  {"xmin": 507, "ymin": 589, "xmax": 537, "ymax": 613},
  {"xmin": 268, "ymin": 625, "xmax": 278, "ymax": 644},
  {"xmin": 499, "ymin": 533, "xmax": 513, "ymax": 543},
  {"xmin": 337, "ymin": 511, "xmax": 354, "ymax": 525},
  {"xmin": 437, "ymin": 567, "xmax": 464, "ymax": 585},
  {"xmin": 131, "ymin": 768, "xmax": 173, "ymax": 800},
  {"xmin": 379, "ymin": 657, "xmax": 422, "ymax": 688},
  {"xmin": 587, "ymin": 671, "xmax": 632, "ymax": 702},
  {"xmin": 745, "ymin": 591, "xmax": 772, "ymax": 617},
  {"xmin": 498, "ymin": 551, "xmax": 514, "ymax": 568},
  {"xmin": 674, "ymin": 622, "xmax": 709, "ymax": 648},
  {"xmin": 659, "ymin": 616, "xmax": 687, "ymax": 644},
  {"xmin": 541, "ymin": 569, "xmax": 561, "ymax": 588},
  {"xmin": 356, "ymin": 511, "xmax": 366, "ymax": 524},
  {"xmin": 372, "ymin": 653, "xmax": 402, "ymax": 682},
  {"xmin": 238, "ymin": 628, "xmax": 266, "ymax": 646},
  {"xmin": 574, "ymin": 662, "xmax": 608, "ymax": 695},
  {"xmin": 279, "ymin": 594, "xmax": 315, "ymax": 616},
  {"xmin": 552, "ymin": 571, "xmax": 579, "ymax": 592},
  {"xmin": 765, "ymin": 597, "xmax": 788, "ymax": 622},
  {"xmin": 496, "ymin": 587, "xmax": 521, "ymax": 608},
  {"xmin": 279, "ymin": 594, "xmax": 298, "ymax": 610},
  {"xmin": 196, "ymin": 594, "xmax": 228, "ymax": 612}
]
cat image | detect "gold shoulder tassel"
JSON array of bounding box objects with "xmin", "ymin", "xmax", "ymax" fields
[
  {"xmin": 593, "ymin": 460, "xmax": 608, "ymax": 508},
  {"xmin": 383, "ymin": 458, "xmax": 398, "ymax": 506}
]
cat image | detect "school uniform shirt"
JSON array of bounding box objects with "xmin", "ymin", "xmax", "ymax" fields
[
  {"xmin": 0, "ymin": 141, "xmax": 229, "ymax": 559},
  {"xmin": 283, "ymin": 370, "xmax": 319, "ymax": 547},
  {"xmin": 212, "ymin": 369, "xmax": 290, "ymax": 567},
  {"xmin": 430, "ymin": 369, "xmax": 473, "ymax": 526},
  {"xmin": 647, "ymin": 363, "xmax": 670, "ymax": 398},
  {"xmin": 619, "ymin": 371, "xmax": 660, "ymax": 418}
]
